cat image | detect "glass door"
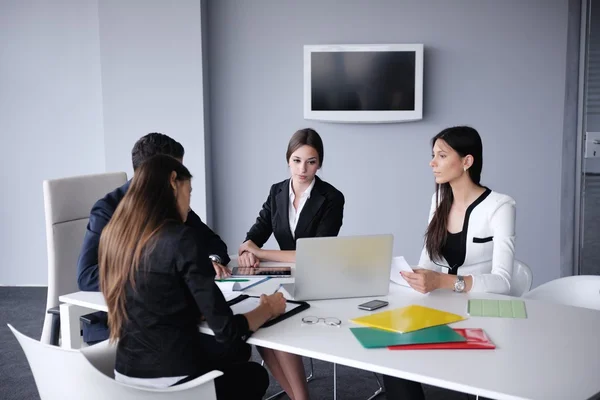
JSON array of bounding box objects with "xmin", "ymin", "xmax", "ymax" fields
[{"xmin": 580, "ymin": 0, "xmax": 600, "ymax": 275}]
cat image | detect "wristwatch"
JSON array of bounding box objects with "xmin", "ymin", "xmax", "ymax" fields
[
  {"xmin": 208, "ymin": 254, "xmax": 222, "ymax": 264},
  {"xmin": 454, "ymin": 275, "xmax": 465, "ymax": 293}
]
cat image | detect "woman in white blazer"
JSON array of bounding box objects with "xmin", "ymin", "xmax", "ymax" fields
[
  {"xmin": 401, "ymin": 125, "xmax": 516, "ymax": 295},
  {"xmin": 384, "ymin": 126, "xmax": 517, "ymax": 400}
]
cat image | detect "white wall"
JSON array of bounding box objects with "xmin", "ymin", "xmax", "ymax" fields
[
  {"xmin": 98, "ymin": 0, "xmax": 208, "ymax": 220},
  {"xmin": 0, "ymin": 0, "xmax": 208, "ymax": 285},
  {"xmin": 0, "ymin": 0, "xmax": 106, "ymax": 285},
  {"xmin": 207, "ymin": 0, "xmax": 571, "ymax": 287}
]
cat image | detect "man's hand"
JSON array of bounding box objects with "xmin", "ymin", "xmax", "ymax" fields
[
  {"xmin": 401, "ymin": 269, "xmax": 442, "ymax": 294},
  {"xmin": 212, "ymin": 262, "xmax": 231, "ymax": 279},
  {"xmin": 238, "ymin": 251, "xmax": 260, "ymax": 268}
]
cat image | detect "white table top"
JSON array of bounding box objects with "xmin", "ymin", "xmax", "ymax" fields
[
  {"xmin": 59, "ymin": 291, "xmax": 108, "ymax": 312},
  {"xmin": 60, "ymin": 279, "xmax": 600, "ymax": 400}
]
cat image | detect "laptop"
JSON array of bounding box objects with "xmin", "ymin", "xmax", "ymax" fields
[{"xmin": 280, "ymin": 234, "xmax": 394, "ymax": 301}]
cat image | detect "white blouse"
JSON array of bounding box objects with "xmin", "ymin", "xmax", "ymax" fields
[
  {"xmin": 288, "ymin": 178, "xmax": 315, "ymax": 238},
  {"xmin": 418, "ymin": 190, "xmax": 517, "ymax": 294}
]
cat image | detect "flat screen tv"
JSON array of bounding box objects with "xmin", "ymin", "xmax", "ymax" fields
[{"xmin": 304, "ymin": 44, "xmax": 423, "ymax": 123}]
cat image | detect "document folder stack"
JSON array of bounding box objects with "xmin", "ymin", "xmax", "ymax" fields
[{"xmin": 350, "ymin": 305, "xmax": 494, "ymax": 350}]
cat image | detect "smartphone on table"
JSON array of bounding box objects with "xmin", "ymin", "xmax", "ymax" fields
[{"xmin": 357, "ymin": 300, "xmax": 389, "ymax": 311}]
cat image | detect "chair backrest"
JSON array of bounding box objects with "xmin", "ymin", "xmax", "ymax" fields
[
  {"xmin": 40, "ymin": 172, "xmax": 127, "ymax": 344},
  {"xmin": 523, "ymin": 275, "xmax": 600, "ymax": 311},
  {"xmin": 9, "ymin": 324, "xmax": 221, "ymax": 400},
  {"xmin": 509, "ymin": 259, "xmax": 533, "ymax": 297}
]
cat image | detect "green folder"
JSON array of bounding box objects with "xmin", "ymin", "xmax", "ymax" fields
[
  {"xmin": 350, "ymin": 324, "xmax": 466, "ymax": 349},
  {"xmin": 468, "ymin": 299, "xmax": 527, "ymax": 319}
]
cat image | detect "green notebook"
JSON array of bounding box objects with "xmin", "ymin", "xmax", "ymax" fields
[
  {"xmin": 350, "ymin": 324, "xmax": 466, "ymax": 349},
  {"xmin": 468, "ymin": 299, "xmax": 527, "ymax": 319}
]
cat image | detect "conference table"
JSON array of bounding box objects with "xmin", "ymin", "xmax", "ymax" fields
[{"xmin": 59, "ymin": 276, "xmax": 600, "ymax": 400}]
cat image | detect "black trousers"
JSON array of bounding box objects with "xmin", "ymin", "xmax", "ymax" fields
[
  {"xmin": 174, "ymin": 334, "xmax": 269, "ymax": 400},
  {"xmin": 383, "ymin": 375, "xmax": 479, "ymax": 400},
  {"xmin": 383, "ymin": 375, "xmax": 425, "ymax": 400}
]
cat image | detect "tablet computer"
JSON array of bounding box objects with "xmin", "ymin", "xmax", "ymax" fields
[{"xmin": 230, "ymin": 266, "xmax": 292, "ymax": 277}]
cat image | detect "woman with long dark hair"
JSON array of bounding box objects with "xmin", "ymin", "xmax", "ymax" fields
[
  {"xmin": 385, "ymin": 126, "xmax": 517, "ymax": 399},
  {"xmin": 401, "ymin": 126, "xmax": 516, "ymax": 295},
  {"xmin": 99, "ymin": 155, "xmax": 285, "ymax": 400}
]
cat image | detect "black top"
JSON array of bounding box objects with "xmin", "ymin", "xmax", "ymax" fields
[
  {"xmin": 440, "ymin": 188, "xmax": 492, "ymax": 274},
  {"xmin": 115, "ymin": 222, "xmax": 250, "ymax": 379},
  {"xmin": 245, "ymin": 176, "xmax": 345, "ymax": 251},
  {"xmin": 442, "ymin": 231, "xmax": 463, "ymax": 275}
]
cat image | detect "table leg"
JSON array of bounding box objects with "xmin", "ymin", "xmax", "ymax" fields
[{"xmin": 333, "ymin": 363, "xmax": 337, "ymax": 400}]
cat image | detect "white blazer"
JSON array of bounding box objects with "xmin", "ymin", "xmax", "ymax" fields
[{"xmin": 418, "ymin": 189, "xmax": 516, "ymax": 294}]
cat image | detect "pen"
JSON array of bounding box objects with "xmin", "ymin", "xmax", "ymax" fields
[
  {"xmin": 272, "ymin": 284, "xmax": 282, "ymax": 295},
  {"xmin": 215, "ymin": 279, "xmax": 250, "ymax": 282}
]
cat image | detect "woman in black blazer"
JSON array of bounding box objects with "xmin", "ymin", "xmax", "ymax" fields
[
  {"xmin": 98, "ymin": 155, "xmax": 286, "ymax": 400},
  {"xmin": 238, "ymin": 128, "xmax": 345, "ymax": 400},
  {"xmin": 239, "ymin": 128, "xmax": 345, "ymax": 263}
]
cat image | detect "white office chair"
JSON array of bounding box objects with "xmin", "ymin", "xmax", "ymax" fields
[
  {"xmin": 41, "ymin": 172, "xmax": 128, "ymax": 346},
  {"xmin": 509, "ymin": 259, "xmax": 533, "ymax": 297},
  {"xmin": 9, "ymin": 324, "xmax": 222, "ymax": 400},
  {"xmin": 523, "ymin": 275, "xmax": 600, "ymax": 311}
]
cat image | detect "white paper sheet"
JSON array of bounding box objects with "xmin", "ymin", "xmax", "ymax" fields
[
  {"xmin": 222, "ymin": 292, "xmax": 243, "ymax": 302},
  {"xmin": 389, "ymin": 256, "xmax": 414, "ymax": 287},
  {"xmin": 214, "ymin": 276, "xmax": 269, "ymax": 293}
]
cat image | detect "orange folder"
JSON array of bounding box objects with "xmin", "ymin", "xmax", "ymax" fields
[{"xmin": 387, "ymin": 328, "xmax": 495, "ymax": 350}]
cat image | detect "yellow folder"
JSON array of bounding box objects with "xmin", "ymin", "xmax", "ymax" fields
[{"xmin": 350, "ymin": 305, "xmax": 466, "ymax": 334}]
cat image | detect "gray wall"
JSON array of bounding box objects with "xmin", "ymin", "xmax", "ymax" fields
[
  {"xmin": 0, "ymin": 0, "xmax": 209, "ymax": 285},
  {"xmin": 98, "ymin": 0, "xmax": 209, "ymax": 221},
  {"xmin": 207, "ymin": 0, "xmax": 570, "ymax": 287},
  {"xmin": 0, "ymin": 0, "xmax": 106, "ymax": 285}
]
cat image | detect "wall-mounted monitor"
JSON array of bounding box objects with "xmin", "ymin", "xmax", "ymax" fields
[{"xmin": 304, "ymin": 44, "xmax": 424, "ymax": 123}]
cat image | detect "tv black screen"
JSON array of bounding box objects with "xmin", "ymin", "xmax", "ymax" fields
[{"xmin": 311, "ymin": 51, "xmax": 416, "ymax": 112}]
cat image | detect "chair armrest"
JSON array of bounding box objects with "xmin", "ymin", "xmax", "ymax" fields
[
  {"xmin": 80, "ymin": 311, "xmax": 108, "ymax": 325},
  {"xmin": 169, "ymin": 370, "xmax": 224, "ymax": 391},
  {"xmin": 47, "ymin": 306, "xmax": 60, "ymax": 315}
]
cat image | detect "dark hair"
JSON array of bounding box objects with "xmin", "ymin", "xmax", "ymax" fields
[
  {"xmin": 286, "ymin": 128, "xmax": 324, "ymax": 167},
  {"xmin": 425, "ymin": 126, "xmax": 483, "ymax": 261},
  {"xmin": 131, "ymin": 133, "xmax": 185, "ymax": 170},
  {"xmin": 99, "ymin": 155, "xmax": 192, "ymax": 342}
]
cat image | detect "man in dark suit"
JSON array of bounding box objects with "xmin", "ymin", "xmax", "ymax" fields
[{"xmin": 77, "ymin": 132, "xmax": 231, "ymax": 343}]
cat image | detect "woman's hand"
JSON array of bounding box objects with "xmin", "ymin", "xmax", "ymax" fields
[
  {"xmin": 246, "ymin": 292, "xmax": 287, "ymax": 331},
  {"xmin": 238, "ymin": 251, "xmax": 260, "ymax": 268},
  {"xmin": 239, "ymin": 240, "xmax": 261, "ymax": 256},
  {"xmin": 260, "ymin": 292, "xmax": 286, "ymax": 318},
  {"xmin": 401, "ymin": 269, "xmax": 443, "ymax": 294},
  {"xmin": 212, "ymin": 262, "xmax": 232, "ymax": 279},
  {"xmin": 238, "ymin": 240, "xmax": 260, "ymax": 256}
]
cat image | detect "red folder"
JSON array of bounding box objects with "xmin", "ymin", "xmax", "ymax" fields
[{"xmin": 388, "ymin": 328, "xmax": 495, "ymax": 350}]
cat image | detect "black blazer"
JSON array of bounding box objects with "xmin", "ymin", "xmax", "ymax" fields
[
  {"xmin": 76, "ymin": 180, "xmax": 230, "ymax": 342},
  {"xmin": 245, "ymin": 176, "xmax": 345, "ymax": 251},
  {"xmin": 116, "ymin": 222, "xmax": 250, "ymax": 379},
  {"xmin": 77, "ymin": 180, "xmax": 230, "ymax": 292}
]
